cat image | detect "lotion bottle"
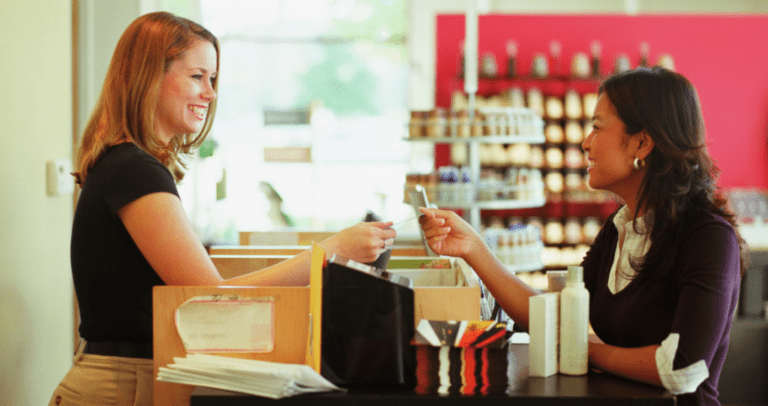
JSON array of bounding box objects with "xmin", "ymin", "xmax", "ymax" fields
[{"xmin": 559, "ymin": 265, "xmax": 589, "ymax": 375}]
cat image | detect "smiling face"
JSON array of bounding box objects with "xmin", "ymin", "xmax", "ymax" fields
[
  {"xmin": 582, "ymin": 94, "xmax": 645, "ymax": 202},
  {"xmin": 155, "ymin": 38, "xmax": 217, "ymax": 144}
]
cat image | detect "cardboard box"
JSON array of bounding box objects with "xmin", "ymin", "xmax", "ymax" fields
[
  {"xmin": 153, "ymin": 285, "xmax": 313, "ymax": 406},
  {"xmin": 209, "ymin": 245, "xmax": 428, "ymax": 257},
  {"xmin": 154, "ymin": 251, "xmax": 482, "ymax": 405},
  {"xmin": 211, "ymin": 254, "xmax": 482, "ymax": 327},
  {"xmin": 386, "ymin": 257, "xmax": 481, "ymax": 327}
]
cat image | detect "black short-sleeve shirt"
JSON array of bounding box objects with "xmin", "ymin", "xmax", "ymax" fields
[{"xmin": 71, "ymin": 143, "xmax": 178, "ymax": 343}]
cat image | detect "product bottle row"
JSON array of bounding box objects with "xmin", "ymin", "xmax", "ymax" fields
[
  {"xmin": 483, "ymin": 224, "xmax": 545, "ymax": 273},
  {"xmin": 456, "ymin": 39, "xmax": 674, "ymax": 81},
  {"xmin": 450, "ymin": 88, "xmax": 597, "ymax": 122},
  {"xmin": 481, "ymin": 218, "xmax": 599, "ymax": 271},
  {"xmin": 404, "ymin": 167, "xmax": 545, "ymax": 209},
  {"xmin": 449, "ymin": 142, "xmax": 588, "ymax": 169},
  {"xmin": 484, "ymin": 216, "xmax": 602, "ymax": 246},
  {"xmin": 405, "ymin": 166, "xmax": 614, "ymax": 207},
  {"xmin": 408, "ymin": 88, "xmax": 600, "ymax": 142},
  {"xmin": 407, "ymin": 107, "xmax": 544, "ymax": 140}
]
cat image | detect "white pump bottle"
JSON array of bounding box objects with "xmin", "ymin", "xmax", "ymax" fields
[{"xmin": 559, "ymin": 265, "xmax": 590, "ymax": 375}]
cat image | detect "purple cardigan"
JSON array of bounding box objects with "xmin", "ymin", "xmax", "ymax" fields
[{"xmin": 581, "ymin": 210, "xmax": 741, "ymax": 406}]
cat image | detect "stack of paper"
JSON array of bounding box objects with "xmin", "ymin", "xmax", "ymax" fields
[{"xmin": 157, "ymin": 354, "xmax": 344, "ymax": 399}]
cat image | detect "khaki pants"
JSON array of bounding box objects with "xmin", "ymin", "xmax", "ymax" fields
[{"xmin": 48, "ymin": 346, "xmax": 153, "ymax": 406}]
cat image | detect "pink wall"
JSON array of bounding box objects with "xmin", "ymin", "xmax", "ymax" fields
[{"xmin": 436, "ymin": 14, "xmax": 768, "ymax": 189}]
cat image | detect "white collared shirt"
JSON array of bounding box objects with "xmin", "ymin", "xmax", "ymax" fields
[
  {"xmin": 609, "ymin": 206, "xmax": 652, "ymax": 294},
  {"xmin": 607, "ymin": 206, "xmax": 709, "ymax": 395}
]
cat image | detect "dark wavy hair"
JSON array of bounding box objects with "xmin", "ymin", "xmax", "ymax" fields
[{"xmin": 600, "ymin": 66, "xmax": 748, "ymax": 278}]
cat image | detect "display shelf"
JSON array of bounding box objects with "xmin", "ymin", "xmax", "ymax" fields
[
  {"xmin": 506, "ymin": 261, "xmax": 546, "ymax": 273},
  {"xmin": 428, "ymin": 11, "xmax": 602, "ymax": 272},
  {"xmin": 407, "ymin": 106, "xmax": 545, "ymax": 141},
  {"xmin": 405, "ymin": 134, "xmax": 545, "ymax": 144},
  {"xmin": 439, "ymin": 75, "xmax": 615, "ymax": 265},
  {"xmin": 484, "ymin": 223, "xmax": 546, "ymax": 274},
  {"xmin": 446, "ymin": 75, "xmax": 604, "ymax": 103},
  {"xmin": 437, "ymin": 196, "xmax": 547, "ymax": 211},
  {"xmin": 454, "ymin": 75, "xmax": 606, "ymax": 93},
  {"xmin": 405, "ymin": 105, "xmax": 546, "ymax": 232},
  {"xmin": 403, "ymin": 186, "xmax": 546, "ymax": 211},
  {"xmin": 459, "ymin": 74, "xmax": 606, "ymax": 82}
]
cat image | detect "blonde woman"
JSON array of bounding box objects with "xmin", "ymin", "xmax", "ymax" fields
[{"xmin": 49, "ymin": 12, "xmax": 394, "ymax": 405}]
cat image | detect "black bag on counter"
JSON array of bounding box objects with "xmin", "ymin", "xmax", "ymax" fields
[{"xmin": 321, "ymin": 255, "xmax": 416, "ymax": 388}]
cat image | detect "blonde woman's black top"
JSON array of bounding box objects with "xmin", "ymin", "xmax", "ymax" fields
[{"xmin": 71, "ymin": 143, "xmax": 176, "ymax": 343}]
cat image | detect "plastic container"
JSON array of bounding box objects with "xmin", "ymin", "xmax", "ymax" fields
[{"xmin": 559, "ymin": 265, "xmax": 589, "ymax": 375}]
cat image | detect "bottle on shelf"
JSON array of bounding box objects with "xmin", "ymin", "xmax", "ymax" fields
[
  {"xmin": 529, "ymin": 146, "xmax": 545, "ymax": 169},
  {"xmin": 564, "ymin": 89, "xmax": 582, "ymax": 120},
  {"xmin": 484, "ymin": 223, "xmax": 544, "ymax": 272},
  {"xmin": 639, "ymin": 41, "xmax": 650, "ymax": 67},
  {"xmin": 571, "ymin": 52, "xmax": 590, "ymax": 79},
  {"xmin": 437, "ymin": 166, "xmax": 459, "ymax": 205},
  {"xmin": 459, "ymin": 166, "xmax": 473, "ymax": 206},
  {"xmin": 531, "ymin": 53, "xmax": 549, "ymax": 78},
  {"xmin": 498, "ymin": 232, "xmax": 511, "ymax": 265},
  {"xmin": 563, "ymin": 217, "xmax": 584, "ymax": 245},
  {"xmin": 409, "ymin": 111, "xmax": 427, "ymax": 138},
  {"xmin": 614, "ymin": 53, "xmax": 631, "ymax": 74},
  {"xmin": 429, "ymin": 165, "xmax": 545, "ymax": 208},
  {"xmin": 426, "ymin": 108, "xmax": 447, "ymax": 138},
  {"xmin": 549, "ymin": 40, "xmax": 562, "ymax": 77},
  {"xmin": 657, "ymin": 53, "xmax": 675, "ymax": 71},
  {"xmin": 590, "ymin": 41, "xmax": 602, "ymax": 78},
  {"xmin": 583, "ymin": 93, "xmax": 598, "ymax": 119},
  {"xmin": 457, "ymin": 110, "xmax": 471, "ymax": 138},
  {"xmin": 481, "ymin": 52, "xmax": 498, "ymax": 78},
  {"xmin": 565, "ymin": 120, "xmax": 584, "ymax": 144},
  {"xmin": 506, "ymin": 40, "xmax": 518, "ymax": 78},
  {"xmin": 471, "ymin": 110, "xmax": 484, "ymax": 137}
]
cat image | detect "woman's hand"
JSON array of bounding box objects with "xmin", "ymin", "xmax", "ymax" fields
[
  {"xmin": 320, "ymin": 221, "xmax": 396, "ymax": 264},
  {"xmin": 418, "ymin": 207, "xmax": 481, "ymax": 259}
]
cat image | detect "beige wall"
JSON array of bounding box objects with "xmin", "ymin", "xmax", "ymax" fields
[
  {"xmin": 0, "ymin": 1, "xmax": 75, "ymax": 405},
  {"xmin": 0, "ymin": 2, "xmax": 202, "ymax": 404}
]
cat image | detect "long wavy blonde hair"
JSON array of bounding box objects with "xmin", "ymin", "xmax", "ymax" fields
[{"xmin": 74, "ymin": 12, "xmax": 219, "ymax": 184}]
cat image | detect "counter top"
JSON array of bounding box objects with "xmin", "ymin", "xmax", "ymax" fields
[{"xmin": 190, "ymin": 344, "xmax": 674, "ymax": 406}]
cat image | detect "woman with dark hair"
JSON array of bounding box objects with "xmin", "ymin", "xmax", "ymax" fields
[
  {"xmin": 49, "ymin": 12, "xmax": 395, "ymax": 405},
  {"xmin": 420, "ymin": 66, "xmax": 745, "ymax": 406}
]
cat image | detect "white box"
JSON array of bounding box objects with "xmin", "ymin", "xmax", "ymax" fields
[{"xmin": 529, "ymin": 292, "xmax": 559, "ymax": 377}]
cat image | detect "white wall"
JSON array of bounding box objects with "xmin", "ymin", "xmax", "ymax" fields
[{"xmin": 0, "ymin": 1, "xmax": 75, "ymax": 405}]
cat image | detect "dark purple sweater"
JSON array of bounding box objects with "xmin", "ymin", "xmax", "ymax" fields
[{"xmin": 581, "ymin": 210, "xmax": 741, "ymax": 406}]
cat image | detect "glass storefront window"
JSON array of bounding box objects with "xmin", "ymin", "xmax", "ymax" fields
[{"xmin": 182, "ymin": 0, "xmax": 414, "ymax": 244}]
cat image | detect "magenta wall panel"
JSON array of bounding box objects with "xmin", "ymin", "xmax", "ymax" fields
[{"xmin": 436, "ymin": 14, "xmax": 768, "ymax": 188}]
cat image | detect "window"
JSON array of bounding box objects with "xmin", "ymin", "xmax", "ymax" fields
[{"xmin": 180, "ymin": 0, "xmax": 416, "ymax": 244}]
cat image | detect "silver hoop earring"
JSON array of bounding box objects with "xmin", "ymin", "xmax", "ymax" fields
[{"xmin": 633, "ymin": 157, "xmax": 645, "ymax": 170}]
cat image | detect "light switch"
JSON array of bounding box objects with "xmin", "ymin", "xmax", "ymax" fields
[{"xmin": 46, "ymin": 159, "xmax": 75, "ymax": 196}]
